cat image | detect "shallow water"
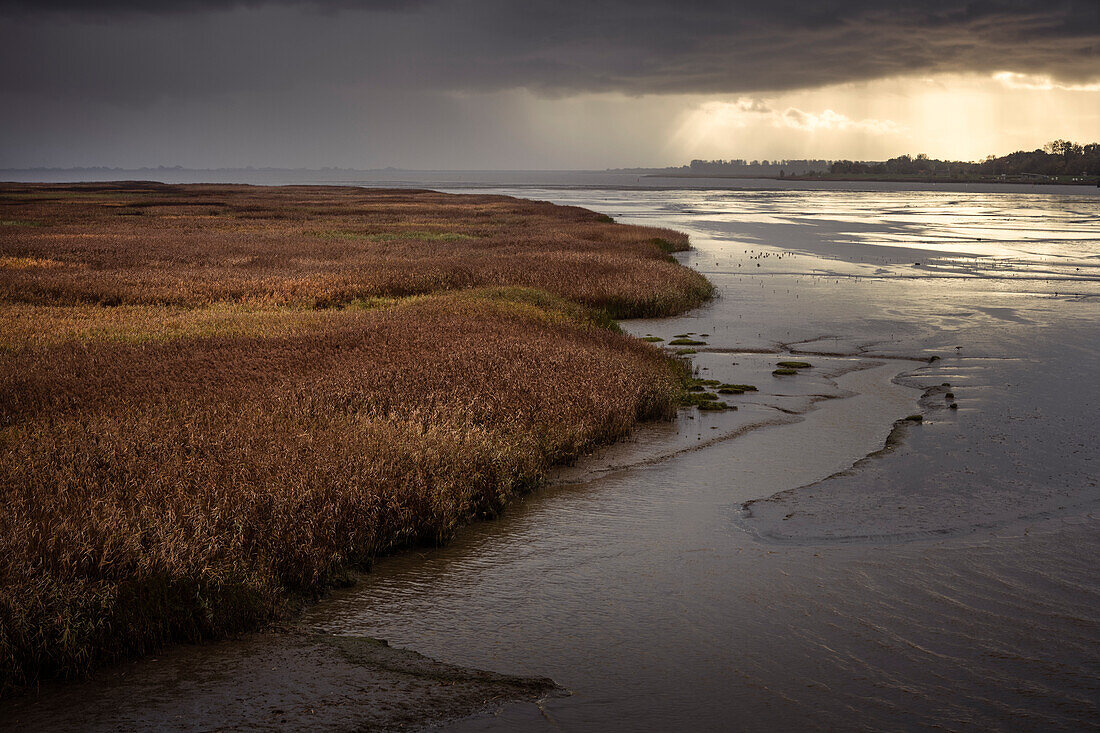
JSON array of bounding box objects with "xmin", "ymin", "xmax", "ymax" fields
[
  {"xmin": 5, "ymin": 183, "xmax": 1098, "ymax": 731},
  {"xmin": 306, "ymin": 185, "xmax": 1100, "ymax": 730}
]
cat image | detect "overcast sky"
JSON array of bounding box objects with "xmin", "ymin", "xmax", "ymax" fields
[{"xmin": 1, "ymin": 0, "xmax": 1097, "ymax": 168}]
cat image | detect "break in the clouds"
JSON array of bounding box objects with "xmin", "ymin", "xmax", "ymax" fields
[
  {"xmin": 0, "ymin": 0, "xmax": 1097, "ymax": 168},
  {"xmin": 677, "ymin": 98, "xmax": 904, "ymax": 138}
]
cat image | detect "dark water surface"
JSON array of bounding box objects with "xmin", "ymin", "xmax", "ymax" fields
[{"xmin": 305, "ymin": 185, "xmax": 1100, "ymax": 731}]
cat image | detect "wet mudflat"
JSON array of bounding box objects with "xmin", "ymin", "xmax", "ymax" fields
[
  {"xmin": 0, "ymin": 632, "xmax": 557, "ymax": 731},
  {"xmin": 5, "ymin": 184, "xmax": 1098, "ymax": 731},
  {"xmin": 328, "ymin": 185, "xmax": 1100, "ymax": 731}
]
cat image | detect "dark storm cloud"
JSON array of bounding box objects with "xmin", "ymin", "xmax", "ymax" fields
[
  {"xmin": 0, "ymin": 0, "xmax": 1097, "ymax": 101},
  {"xmin": 0, "ymin": 0, "xmax": 424, "ymax": 13}
]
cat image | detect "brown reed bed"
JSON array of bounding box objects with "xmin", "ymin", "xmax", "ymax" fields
[
  {"xmin": 0, "ymin": 182, "xmax": 710, "ymax": 318},
  {"xmin": 0, "ymin": 184, "xmax": 708, "ymax": 694}
]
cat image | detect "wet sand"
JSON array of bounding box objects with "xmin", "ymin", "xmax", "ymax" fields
[{"xmin": 3, "ymin": 184, "xmax": 1097, "ymax": 730}]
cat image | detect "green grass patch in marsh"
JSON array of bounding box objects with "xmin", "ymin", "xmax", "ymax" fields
[
  {"xmin": 680, "ymin": 391, "xmax": 734, "ymax": 411},
  {"xmin": 1, "ymin": 191, "xmax": 120, "ymax": 201},
  {"xmin": 675, "ymin": 348, "xmax": 697, "ymax": 355},
  {"xmin": 454, "ymin": 286, "xmax": 625, "ymax": 333},
  {"xmin": 0, "ymin": 256, "xmax": 66, "ymax": 270},
  {"xmin": 679, "ymin": 378, "xmax": 739, "ymax": 411},
  {"xmin": 776, "ymin": 360, "xmax": 812, "ymax": 369},
  {"xmin": 640, "ymin": 336, "xmax": 664, "ymax": 342},
  {"xmin": 0, "ymin": 303, "xmax": 386, "ymax": 352},
  {"xmin": 669, "ymin": 338, "xmax": 707, "ymax": 346},
  {"xmin": 693, "ymin": 378, "xmax": 754, "ymax": 396},
  {"xmin": 649, "ymin": 236, "xmax": 690, "ymax": 254},
  {"xmin": 338, "ymin": 296, "xmax": 408, "ymax": 311},
  {"xmin": 773, "ymin": 368, "xmax": 798, "ymax": 376},
  {"xmin": 310, "ymin": 229, "xmax": 477, "ymax": 242}
]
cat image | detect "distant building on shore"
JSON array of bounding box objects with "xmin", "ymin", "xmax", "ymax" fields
[{"xmin": 610, "ymin": 159, "xmax": 832, "ymax": 177}]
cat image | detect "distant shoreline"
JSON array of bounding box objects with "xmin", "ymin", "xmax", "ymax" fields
[
  {"xmin": 645, "ymin": 173, "xmax": 1100, "ymax": 186},
  {"xmin": 4, "ymin": 169, "xmax": 1098, "ymax": 191}
]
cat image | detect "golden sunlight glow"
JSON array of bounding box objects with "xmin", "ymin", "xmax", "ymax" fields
[
  {"xmin": 993, "ymin": 72, "xmax": 1100, "ymax": 92},
  {"xmin": 667, "ymin": 73, "xmax": 1100, "ymax": 163}
]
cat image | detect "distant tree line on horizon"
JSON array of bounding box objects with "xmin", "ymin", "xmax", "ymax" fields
[
  {"xmin": 685, "ymin": 158, "xmax": 829, "ymax": 175},
  {"xmin": 647, "ymin": 140, "xmax": 1100, "ymax": 180},
  {"xmin": 828, "ymin": 140, "xmax": 1100, "ymax": 179}
]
